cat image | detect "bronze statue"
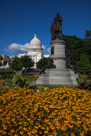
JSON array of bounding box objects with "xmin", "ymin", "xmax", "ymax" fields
[{"xmin": 50, "ymin": 12, "xmax": 63, "ymax": 40}]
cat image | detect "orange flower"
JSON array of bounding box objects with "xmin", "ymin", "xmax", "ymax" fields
[
  {"xmin": 80, "ymin": 131, "xmax": 84, "ymax": 136},
  {"xmin": 44, "ymin": 130, "xmax": 48, "ymax": 134},
  {"xmin": 20, "ymin": 131, "xmax": 24, "ymax": 134},
  {"xmin": 2, "ymin": 131, "xmax": 6, "ymax": 135},
  {"xmin": 71, "ymin": 133, "xmax": 75, "ymax": 136}
]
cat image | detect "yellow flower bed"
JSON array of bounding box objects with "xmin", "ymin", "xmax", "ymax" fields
[
  {"xmin": 0, "ymin": 79, "xmax": 7, "ymax": 85},
  {"xmin": 0, "ymin": 87, "xmax": 91, "ymax": 136},
  {"xmin": 80, "ymin": 75, "xmax": 88, "ymax": 78}
]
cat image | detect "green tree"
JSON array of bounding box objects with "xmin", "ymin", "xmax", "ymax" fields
[
  {"xmin": 10, "ymin": 56, "xmax": 23, "ymax": 72},
  {"xmin": 83, "ymin": 39, "xmax": 91, "ymax": 63},
  {"xmin": 3, "ymin": 61, "xmax": 7, "ymax": 66},
  {"xmin": 0, "ymin": 55, "xmax": 3, "ymax": 61},
  {"xmin": 84, "ymin": 30, "xmax": 91, "ymax": 39},
  {"xmin": 0, "ymin": 61, "xmax": 2, "ymax": 66},
  {"xmin": 64, "ymin": 35, "xmax": 83, "ymax": 65},
  {"xmin": 37, "ymin": 57, "xmax": 50, "ymax": 69},
  {"xmin": 20, "ymin": 55, "xmax": 34, "ymax": 68},
  {"xmin": 63, "ymin": 35, "xmax": 91, "ymax": 66},
  {"xmin": 77, "ymin": 53, "xmax": 91, "ymax": 73},
  {"xmin": 0, "ymin": 55, "xmax": 3, "ymax": 66}
]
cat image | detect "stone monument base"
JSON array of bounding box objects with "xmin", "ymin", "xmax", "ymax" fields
[
  {"xmin": 36, "ymin": 68, "xmax": 78, "ymax": 86},
  {"xmin": 36, "ymin": 39, "xmax": 78, "ymax": 86}
]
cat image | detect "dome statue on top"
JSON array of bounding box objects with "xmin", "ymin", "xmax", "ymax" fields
[{"xmin": 50, "ymin": 12, "xmax": 63, "ymax": 41}]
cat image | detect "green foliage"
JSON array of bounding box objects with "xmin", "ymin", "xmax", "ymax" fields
[
  {"xmin": 83, "ymin": 39, "xmax": 91, "ymax": 62},
  {"xmin": 84, "ymin": 30, "xmax": 91, "ymax": 39},
  {"xmin": 12, "ymin": 75, "xmax": 31, "ymax": 88},
  {"xmin": 10, "ymin": 56, "xmax": 23, "ymax": 72},
  {"xmin": 1, "ymin": 74, "xmax": 14, "ymax": 80},
  {"xmin": 63, "ymin": 34, "xmax": 91, "ymax": 72},
  {"xmin": 5, "ymin": 78, "xmax": 12, "ymax": 84},
  {"xmin": 37, "ymin": 57, "xmax": 50, "ymax": 69},
  {"xmin": 0, "ymin": 55, "xmax": 3, "ymax": 60},
  {"xmin": 10, "ymin": 55, "xmax": 34, "ymax": 72},
  {"xmin": 0, "ymin": 61, "xmax": 2, "ymax": 66},
  {"xmin": 20, "ymin": 55, "xmax": 34, "ymax": 68},
  {"xmin": 76, "ymin": 76, "xmax": 91, "ymax": 91},
  {"xmin": 76, "ymin": 78, "xmax": 81, "ymax": 86},
  {"xmin": 3, "ymin": 60, "xmax": 7, "ymax": 66},
  {"xmin": 77, "ymin": 53, "xmax": 91, "ymax": 73},
  {"xmin": 64, "ymin": 35, "xmax": 84, "ymax": 65},
  {"xmin": 0, "ymin": 68, "xmax": 14, "ymax": 73}
]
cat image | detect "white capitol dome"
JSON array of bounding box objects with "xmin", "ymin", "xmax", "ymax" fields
[
  {"xmin": 28, "ymin": 33, "xmax": 43, "ymax": 68},
  {"xmin": 29, "ymin": 33, "xmax": 42, "ymax": 49},
  {"xmin": 17, "ymin": 33, "xmax": 49, "ymax": 68}
]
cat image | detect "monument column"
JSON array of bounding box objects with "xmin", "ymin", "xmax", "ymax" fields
[
  {"xmin": 36, "ymin": 13, "xmax": 78, "ymax": 86},
  {"xmin": 50, "ymin": 39, "xmax": 66, "ymax": 69}
]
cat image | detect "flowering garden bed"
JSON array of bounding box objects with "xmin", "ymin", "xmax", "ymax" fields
[{"xmin": 0, "ymin": 86, "xmax": 91, "ymax": 136}]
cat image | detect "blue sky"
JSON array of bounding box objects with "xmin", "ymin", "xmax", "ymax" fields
[{"xmin": 0, "ymin": 0, "xmax": 91, "ymax": 56}]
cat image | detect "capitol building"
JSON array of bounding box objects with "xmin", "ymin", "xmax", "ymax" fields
[
  {"xmin": 0, "ymin": 33, "xmax": 49, "ymax": 69},
  {"xmin": 18, "ymin": 33, "xmax": 49, "ymax": 68}
]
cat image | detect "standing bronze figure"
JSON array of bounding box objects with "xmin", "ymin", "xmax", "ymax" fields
[{"xmin": 50, "ymin": 12, "xmax": 63, "ymax": 40}]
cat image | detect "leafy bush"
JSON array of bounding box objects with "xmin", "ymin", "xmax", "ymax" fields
[
  {"xmin": 3, "ymin": 60, "xmax": 7, "ymax": 66},
  {"xmin": 20, "ymin": 55, "xmax": 34, "ymax": 68},
  {"xmin": 0, "ymin": 74, "xmax": 14, "ymax": 79},
  {"xmin": 76, "ymin": 75, "xmax": 91, "ymax": 91},
  {"xmin": 0, "ymin": 68, "xmax": 14, "ymax": 73},
  {"xmin": 5, "ymin": 78, "xmax": 12, "ymax": 84},
  {"xmin": 12, "ymin": 75, "xmax": 32, "ymax": 88},
  {"xmin": 37, "ymin": 57, "xmax": 50, "ymax": 69}
]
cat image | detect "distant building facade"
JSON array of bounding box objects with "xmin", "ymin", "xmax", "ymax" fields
[
  {"xmin": 28, "ymin": 33, "xmax": 43, "ymax": 68},
  {"xmin": 18, "ymin": 34, "xmax": 49, "ymax": 68},
  {"xmin": 0, "ymin": 55, "xmax": 11, "ymax": 68},
  {"xmin": 0, "ymin": 34, "xmax": 49, "ymax": 69}
]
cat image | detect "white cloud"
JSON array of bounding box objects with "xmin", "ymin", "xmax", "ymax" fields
[
  {"xmin": 47, "ymin": 48, "xmax": 51, "ymax": 53},
  {"xmin": 8, "ymin": 43, "xmax": 29, "ymax": 53},
  {"xmin": 42, "ymin": 44, "xmax": 45, "ymax": 49},
  {"xmin": 8, "ymin": 43, "xmax": 46, "ymax": 54}
]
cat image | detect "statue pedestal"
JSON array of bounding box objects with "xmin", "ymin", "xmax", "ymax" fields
[{"xmin": 36, "ymin": 39, "xmax": 78, "ymax": 86}]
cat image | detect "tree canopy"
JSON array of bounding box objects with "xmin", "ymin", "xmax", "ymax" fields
[
  {"xmin": 63, "ymin": 32, "xmax": 91, "ymax": 73},
  {"xmin": 10, "ymin": 56, "xmax": 23, "ymax": 71},
  {"xmin": 3, "ymin": 61, "xmax": 7, "ymax": 66},
  {"xmin": 37, "ymin": 57, "xmax": 50, "ymax": 69},
  {"xmin": 77, "ymin": 53, "xmax": 91, "ymax": 73},
  {"xmin": 84, "ymin": 30, "xmax": 91, "ymax": 39},
  {"xmin": 20, "ymin": 55, "xmax": 34, "ymax": 68},
  {"xmin": 0, "ymin": 55, "xmax": 3, "ymax": 61},
  {"xmin": 10, "ymin": 55, "xmax": 34, "ymax": 72}
]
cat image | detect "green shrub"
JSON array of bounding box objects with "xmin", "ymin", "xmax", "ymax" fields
[
  {"xmin": 76, "ymin": 76, "xmax": 91, "ymax": 91},
  {"xmin": 12, "ymin": 75, "xmax": 32, "ymax": 88}
]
